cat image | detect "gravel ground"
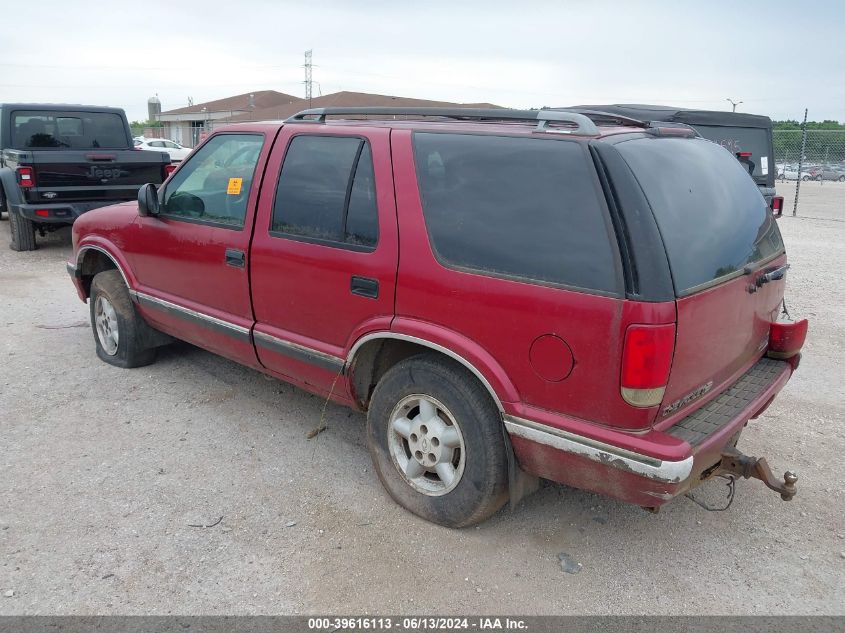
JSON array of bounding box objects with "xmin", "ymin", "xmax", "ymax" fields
[{"xmin": 0, "ymin": 185, "xmax": 843, "ymax": 615}]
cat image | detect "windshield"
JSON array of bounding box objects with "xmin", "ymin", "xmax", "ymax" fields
[
  {"xmin": 691, "ymin": 124, "xmax": 772, "ymax": 186},
  {"xmin": 617, "ymin": 136, "xmax": 784, "ymax": 296},
  {"xmin": 12, "ymin": 110, "xmax": 129, "ymax": 149}
]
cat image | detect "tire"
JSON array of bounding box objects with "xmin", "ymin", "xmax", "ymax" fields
[
  {"xmin": 89, "ymin": 270, "xmax": 157, "ymax": 368},
  {"xmin": 367, "ymin": 353, "xmax": 509, "ymax": 527},
  {"xmin": 9, "ymin": 207, "xmax": 37, "ymax": 251},
  {"xmin": 801, "ymin": 175, "xmax": 810, "ymax": 181},
  {"xmin": 8, "ymin": 208, "xmax": 36, "ymax": 251},
  {"xmin": 0, "ymin": 186, "xmax": 7, "ymax": 220},
  {"xmin": 839, "ymin": 176, "xmax": 845, "ymax": 182}
]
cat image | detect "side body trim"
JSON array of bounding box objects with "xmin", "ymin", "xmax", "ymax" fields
[
  {"xmin": 504, "ymin": 416, "xmax": 694, "ymax": 484},
  {"xmin": 254, "ymin": 330, "xmax": 345, "ymax": 373},
  {"xmin": 129, "ymin": 290, "xmax": 251, "ymax": 342}
]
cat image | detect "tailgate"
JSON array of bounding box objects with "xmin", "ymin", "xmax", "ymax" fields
[
  {"xmin": 28, "ymin": 150, "xmax": 168, "ymax": 202},
  {"xmin": 662, "ymin": 255, "xmax": 786, "ymax": 420}
]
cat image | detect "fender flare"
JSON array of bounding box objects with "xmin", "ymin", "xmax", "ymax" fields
[
  {"xmin": 0, "ymin": 167, "xmax": 23, "ymax": 208},
  {"xmin": 346, "ymin": 331, "xmax": 518, "ymax": 415},
  {"xmin": 75, "ymin": 242, "xmax": 135, "ymax": 293}
]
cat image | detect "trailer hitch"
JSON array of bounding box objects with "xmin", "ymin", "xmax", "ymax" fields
[{"xmin": 717, "ymin": 447, "xmax": 798, "ymax": 501}]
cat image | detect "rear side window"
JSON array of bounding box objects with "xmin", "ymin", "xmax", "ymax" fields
[
  {"xmin": 617, "ymin": 136, "xmax": 784, "ymax": 296},
  {"xmin": 412, "ymin": 133, "xmax": 619, "ymax": 293},
  {"xmin": 272, "ymin": 135, "xmax": 379, "ymax": 251},
  {"xmin": 12, "ymin": 110, "xmax": 129, "ymax": 149}
]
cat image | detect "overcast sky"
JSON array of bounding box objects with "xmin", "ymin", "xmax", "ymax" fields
[{"xmin": 2, "ymin": 0, "xmax": 843, "ymax": 123}]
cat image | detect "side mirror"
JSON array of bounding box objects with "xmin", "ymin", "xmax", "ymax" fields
[{"xmin": 138, "ymin": 183, "xmax": 160, "ymax": 217}]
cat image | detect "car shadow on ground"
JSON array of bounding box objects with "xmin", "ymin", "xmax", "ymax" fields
[{"xmin": 150, "ymin": 339, "xmax": 724, "ymax": 531}]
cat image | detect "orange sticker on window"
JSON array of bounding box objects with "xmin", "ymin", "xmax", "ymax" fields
[{"xmin": 227, "ymin": 177, "xmax": 243, "ymax": 195}]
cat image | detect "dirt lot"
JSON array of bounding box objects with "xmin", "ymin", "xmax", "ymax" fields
[{"xmin": 1, "ymin": 183, "xmax": 843, "ymax": 615}]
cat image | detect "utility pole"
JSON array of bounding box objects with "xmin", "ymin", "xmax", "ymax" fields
[
  {"xmin": 726, "ymin": 98, "xmax": 743, "ymax": 112},
  {"xmin": 304, "ymin": 50, "xmax": 313, "ymax": 107}
]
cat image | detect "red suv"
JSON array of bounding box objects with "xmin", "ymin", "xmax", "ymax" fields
[{"xmin": 67, "ymin": 108, "xmax": 807, "ymax": 527}]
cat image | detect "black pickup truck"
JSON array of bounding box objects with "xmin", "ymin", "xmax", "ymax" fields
[{"xmin": 0, "ymin": 103, "xmax": 171, "ymax": 251}]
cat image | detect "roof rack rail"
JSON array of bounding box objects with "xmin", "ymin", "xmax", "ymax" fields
[
  {"xmin": 558, "ymin": 108, "xmax": 650, "ymax": 129},
  {"xmin": 285, "ymin": 107, "xmax": 600, "ymax": 136}
]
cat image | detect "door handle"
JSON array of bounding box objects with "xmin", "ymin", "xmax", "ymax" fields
[
  {"xmin": 225, "ymin": 248, "xmax": 245, "ymax": 268},
  {"xmin": 351, "ymin": 275, "xmax": 379, "ymax": 299}
]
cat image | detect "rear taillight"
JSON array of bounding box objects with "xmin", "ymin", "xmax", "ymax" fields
[
  {"xmin": 164, "ymin": 164, "xmax": 177, "ymax": 177},
  {"xmin": 768, "ymin": 319, "xmax": 808, "ymax": 360},
  {"xmin": 621, "ymin": 324, "xmax": 676, "ymax": 407},
  {"xmin": 772, "ymin": 196, "xmax": 784, "ymax": 218},
  {"xmin": 737, "ymin": 151, "xmax": 753, "ymax": 158},
  {"xmin": 17, "ymin": 166, "xmax": 35, "ymax": 188},
  {"xmin": 34, "ymin": 209, "xmax": 50, "ymax": 217}
]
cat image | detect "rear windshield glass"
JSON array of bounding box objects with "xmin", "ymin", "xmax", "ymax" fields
[
  {"xmin": 12, "ymin": 110, "xmax": 129, "ymax": 149},
  {"xmin": 691, "ymin": 125, "xmax": 772, "ymax": 185},
  {"xmin": 617, "ymin": 137, "xmax": 784, "ymax": 296},
  {"xmin": 413, "ymin": 133, "xmax": 619, "ymax": 294}
]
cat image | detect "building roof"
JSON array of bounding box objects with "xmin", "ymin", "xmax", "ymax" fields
[
  {"xmin": 223, "ymin": 91, "xmax": 502, "ymax": 122},
  {"xmin": 161, "ymin": 90, "xmax": 302, "ymax": 116}
]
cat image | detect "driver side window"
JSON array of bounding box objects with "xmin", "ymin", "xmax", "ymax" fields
[{"xmin": 161, "ymin": 133, "xmax": 263, "ymax": 229}]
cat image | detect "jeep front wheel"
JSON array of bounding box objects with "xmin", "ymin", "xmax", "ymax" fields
[
  {"xmin": 89, "ymin": 270, "xmax": 157, "ymax": 368},
  {"xmin": 367, "ymin": 354, "xmax": 509, "ymax": 527}
]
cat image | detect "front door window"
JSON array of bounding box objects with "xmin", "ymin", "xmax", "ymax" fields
[{"xmin": 160, "ymin": 133, "xmax": 263, "ymax": 229}]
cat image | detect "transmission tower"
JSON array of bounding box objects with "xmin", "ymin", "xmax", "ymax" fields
[{"xmin": 304, "ymin": 50, "xmax": 313, "ymax": 106}]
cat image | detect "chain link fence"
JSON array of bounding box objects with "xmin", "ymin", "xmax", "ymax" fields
[{"xmin": 774, "ymin": 129, "xmax": 845, "ymax": 183}]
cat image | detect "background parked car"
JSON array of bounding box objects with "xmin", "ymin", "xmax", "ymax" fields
[
  {"xmin": 807, "ymin": 164, "xmax": 845, "ymax": 181},
  {"xmin": 777, "ymin": 163, "xmax": 802, "ymax": 180},
  {"xmin": 134, "ymin": 137, "xmax": 192, "ymax": 162}
]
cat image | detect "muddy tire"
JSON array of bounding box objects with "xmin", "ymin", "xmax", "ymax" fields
[
  {"xmin": 89, "ymin": 270, "xmax": 157, "ymax": 368},
  {"xmin": 367, "ymin": 353, "xmax": 509, "ymax": 528},
  {"xmin": 9, "ymin": 208, "xmax": 36, "ymax": 251}
]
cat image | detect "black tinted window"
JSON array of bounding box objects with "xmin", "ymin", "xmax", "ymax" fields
[
  {"xmin": 12, "ymin": 110, "xmax": 129, "ymax": 149},
  {"xmin": 272, "ymin": 135, "xmax": 378, "ymax": 250},
  {"xmin": 617, "ymin": 137, "xmax": 784, "ymax": 295},
  {"xmin": 413, "ymin": 133, "xmax": 618, "ymax": 293}
]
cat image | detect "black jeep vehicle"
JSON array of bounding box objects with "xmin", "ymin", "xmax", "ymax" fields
[
  {"xmin": 568, "ymin": 104, "xmax": 781, "ymax": 214},
  {"xmin": 0, "ymin": 103, "xmax": 172, "ymax": 251}
]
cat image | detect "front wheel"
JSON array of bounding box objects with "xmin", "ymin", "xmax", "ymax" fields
[
  {"xmin": 367, "ymin": 354, "xmax": 509, "ymax": 527},
  {"xmin": 839, "ymin": 175, "xmax": 845, "ymax": 182},
  {"xmin": 89, "ymin": 270, "xmax": 157, "ymax": 368}
]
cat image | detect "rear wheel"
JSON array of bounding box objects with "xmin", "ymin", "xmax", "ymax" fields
[
  {"xmin": 89, "ymin": 270, "xmax": 157, "ymax": 368},
  {"xmin": 367, "ymin": 354, "xmax": 509, "ymax": 527},
  {"xmin": 839, "ymin": 175, "xmax": 845, "ymax": 182},
  {"xmin": 8, "ymin": 208, "xmax": 36, "ymax": 251}
]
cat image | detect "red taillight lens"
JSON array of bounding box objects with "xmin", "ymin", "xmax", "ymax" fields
[
  {"xmin": 34, "ymin": 209, "xmax": 50, "ymax": 217},
  {"xmin": 621, "ymin": 323, "xmax": 676, "ymax": 407},
  {"xmin": 737, "ymin": 151, "xmax": 753, "ymax": 158},
  {"xmin": 768, "ymin": 319, "xmax": 808, "ymax": 359},
  {"xmin": 772, "ymin": 196, "xmax": 784, "ymax": 217},
  {"xmin": 164, "ymin": 164, "xmax": 177, "ymax": 176},
  {"xmin": 17, "ymin": 166, "xmax": 35, "ymax": 187}
]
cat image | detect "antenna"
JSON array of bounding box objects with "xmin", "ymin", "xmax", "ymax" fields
[{"xmin": 303, "ymin": 50, "xmax": 313, "ymax": 107}]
